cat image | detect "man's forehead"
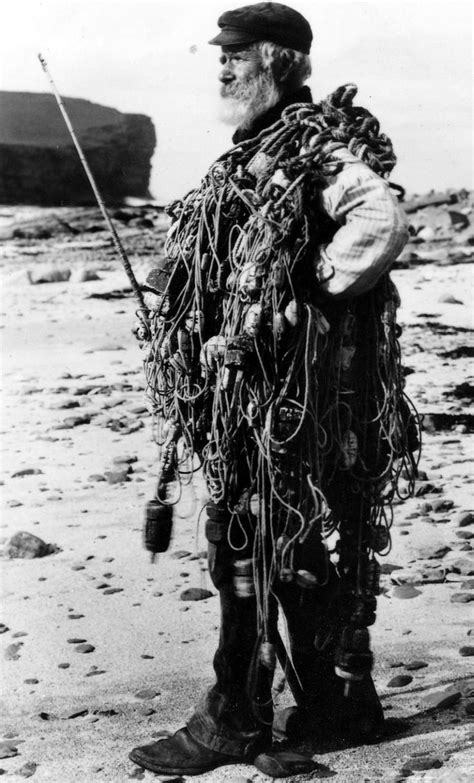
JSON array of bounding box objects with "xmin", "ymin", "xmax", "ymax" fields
[{"xmin": 221, "ymin": 44, "xmax": 261, "ymax": 58}]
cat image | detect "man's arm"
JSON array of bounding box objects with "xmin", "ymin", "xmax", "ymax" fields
[{"xmin": 315, "ymin": 147, "xmax": 409, "ymax": 298}]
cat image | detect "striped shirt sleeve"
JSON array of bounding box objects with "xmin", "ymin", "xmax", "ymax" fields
[{"xmin": 315, "ymin": 147, "xmax": 409, "ymax": 298}]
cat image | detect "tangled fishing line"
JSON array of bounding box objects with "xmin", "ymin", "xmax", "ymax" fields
[{"xmin": 139, "ymin": 84, "xmax": 421, "ymax": 677}]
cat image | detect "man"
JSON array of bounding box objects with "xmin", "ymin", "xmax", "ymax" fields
[{"xmin": 130, "ymin": 3, "xmax": 418, "ymax": 778}]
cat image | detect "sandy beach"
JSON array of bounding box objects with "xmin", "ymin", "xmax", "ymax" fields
[{"xmin": 1, "ymin": 204, "xmax": 473, "ymax": 782}]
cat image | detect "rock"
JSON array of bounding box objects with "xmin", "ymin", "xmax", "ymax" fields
[
  {"xmin": 75, "ymin": 644, "xmax": 95, "ymax": 654},
  {"xmin": 459, "ymin": 646, "xmax": 474, "ymax": 656},
  {"xmin": 6, "ymin": 531, "xmax": 59, "ymax": 559},
  {"xmin": 0, "ymin": 743, "xmax": 18, "ymax": 759},
  {"xmin": 418, "ymin": 502, "xmax": 433, "ymax": 514},
  {"xmin": 401, "ymin": 756, "xmax": 442, "ymax": 773},
  {"xmin": 27, "ymin": 266, "xmax": 71, "ymax": 284},
  {"xmin": 180, "ymin": 587, "xmax": 213, "ymax": 602},
  {"xmin": 455, "ymin": 511, "xmax": 474, "ymax": 527},
  {"xmin": 68, "ymin": 637, "xmax": 87, "ymax": 643},
  {"xmin": 392, "ymin": 585, "xmax": 422, "ymax": 599},
  {"xmin": 104, "ymin": 469, "xmax": 130, "ymax": 485},
  {"xmin": 405, "ymin": 661, "xmax": 428, "ymax": 671},
  {"xmin": 134, "ymin": 689, "xmax": 159, "ymax": 700},
  {"xmin": 450, "ymin": 556, "xmax": 474, "ymax": 575},
  {"xmin": 430, "ymin": 498, "xmax": 454, "ymax": 512},
  {"xmin": 0, "ymin": 91, "xmax": 156, "ymax": 205},
  {"xmin": 24, "ymin": 679, "xmax": 39, "ymax": 684},
  {"xmin": 0, "ymin": 624, "xmax": 9, "ymax": 634},
  {"xmin": 438, "ymin": 293, "xmax": 463, "ymax": 304},
  {"xmin": 64, "ymin": 708, "xmax": 89, "ymax": 719},
  {"xmin": 415, "ymin": 543, "xmax": 451, "ymax": 560},
  {"xmin": 421, "ymin": 686, "xmax": 461, "ymax": 710},
  {"xmin": 380, "ymin": 563, "xmax": 403, "ymax": 575},
  {"xmin": 68, "ymin": 614, "xmax": 85, "ymax": 620},
  {"xmin": 102, "ymin": 588, "xmax": 123, "ymax": 595},
  {"xmin": 11, "ymin": 468, "xmax": 43, "ymax": 478},
  {"xmin": 451, "ymin": 593, "xmax": 474, "ymax": 603},
  {"xmin": 465, "ymin": 701, "xmax": 474, "ymax": 715},
  {"xmin": 387, "ymin": 675, "xmax": 413, "ymax": 688},
  {"xmin": 171, "ymin": 550, "xmax": 192, "ymax": 560},
  {"xmin": 456, "ymin": 530, "xmax": 474, "ymax": 540},
  {"xmin": 70, "ymin": 268, "xmax": 100, "ymax": 283},
  {"xmin": 112, "ymin": 455, "xmax": 138, "ymax": 465},
  {"xmin": 58, "ymin": 663, "xmax": 70, "ymax": 669},
  {"xmin": 5, "ymin": 643, "xmax": 23, "ymax": 661}
]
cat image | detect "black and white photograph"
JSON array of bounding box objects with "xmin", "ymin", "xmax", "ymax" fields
[{"xmin": 0, "ymin": 1, "xmax": 473, "ymax": 780}]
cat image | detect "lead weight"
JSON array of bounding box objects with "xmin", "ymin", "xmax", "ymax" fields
[
  {"xmin": 260, "ymin": 641, "xmax": 277, "ymax": 670},
  {"xmin": 243, "ymin": 303, "xmax": 262, "ymax": 337},
  {"xmin": 233, "ymin": 558, "xmax": 255, "ymax": 598},
  {"xmin": 295, "ymin": 569, "xmax": 318, "ymax": 588},
  {"xmin": 284, "ymin": 299, "xmax": 300, "ymax": 327},
  {"xmin": 370, "ymin": 525, "xmax": 391, "ymax": 553}
]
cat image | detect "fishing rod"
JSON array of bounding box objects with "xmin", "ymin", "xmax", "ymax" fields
[{"xmin": 37, "ymin": 53, "xmax": 150, "ymax": 338}]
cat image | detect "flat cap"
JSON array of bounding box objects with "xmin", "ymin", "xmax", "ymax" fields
[{"xmin": 209, "ymin": 2, "xmax": 312, "ymax": 54}]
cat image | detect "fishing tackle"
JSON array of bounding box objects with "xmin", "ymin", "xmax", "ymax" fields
[{"xmin": 233, "ymin": 558, "xmax": 255, "ymax": 598}]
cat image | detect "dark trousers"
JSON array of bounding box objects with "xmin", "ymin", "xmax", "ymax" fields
[{"xmin": 187, "ymin": 524, "xmax": 342, "ymax": 756}]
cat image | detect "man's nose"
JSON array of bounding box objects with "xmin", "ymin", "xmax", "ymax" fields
[{"xmin": 219, "ymin": 62, "xmax": 234, "ymax": 83}]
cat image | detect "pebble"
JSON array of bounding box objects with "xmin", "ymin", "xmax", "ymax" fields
[
  {"xmin": 102, "ymin": 588, "xmax": 123, "ymax": 595},
  {"xmin": 180, "ymin": 588, "xmax": 213, "ymax": 601},
  {"xmin": 24, "ymin": 679, "xmax": 39, "ymax": 685},
  {"xmin": 454, "ymin": 511, "xmax": 474, "ymax": 527},
  {"xmin": 431, "ymin": 498, "xmax": 454, "ymax": 512},
  {"xmin": 450, "ymin": 556, "xmax": 474, "ymax": 575},
  {"xmin": 68, "ymin": 614, "xmax": 84, "ymax": 620},
  {"xmin": 104, "ymin": 469, "xmax": 130, "ymax": 485},
  {"xmin": 392, "ymin": 585, "xmax": 422, "ymax": 599},
  {"xmin": 421, "ymin": 686, "xmax": 461, "ymax": 710},
  {"xmin": 58, "ymin": 663, "xmax": 70, "ymax": 669},
  {"xmin": 65, "ymin": 708, "xmax": 89, "ymax": 719},
  {"xmin": 401, "ymin": 756, "xmax": 442, "ymax": 773},
  {"xmin": 171, "ymin": 550, "xmax": 191, "ymax": 559},
  {"xmin": 12, "ymin": 631, "xmax": 28, "ymax": 638},
  {"xmin": 459, "ymin": 646, "xmax": 474, "ymax": 656},
  {"xmin": 387, "ymin": 675, "xmax": 413, "ymax": 688},
  {"xmin": 11, "ymin": 468, "xmax": 43, "ymax": 478},
  {"xmin": 0, "ymin": 743, "xmax": 18, "ymax": 759},
  {"xmin": 451, "ymin": 592, "xmax": 474, "ymax": 603},
  {"xmin": 67, "ymin": 638, "xmax": 87, "ymax": 644},
  {"xmin": 112, "ymin": 455, "xmax": 137, "ymax": 465},
  {"xmin": 405, "ymin": 661, "xmax": 428, "ymax": 671},
  {"xmin": 75, "ymin": 643, "xmax": 95, "ymax": 654},
  {"xmin": 418, "ymin": 502, "xmax": 433, "ymax": 514},
  {"xmin": 136, "ymin": 706, "xmax": 155, "ymax": 717},
  {"xmin": 0, "ymin": 624, "xmax": 9, "ymax": 634},
  {"xmin": 134, "ymin": 689, "xmax": 159, "ymax": 700},
  {"xmin": 456, "ymin": 530, "xmax": 474, "ymax": 539},
  {"xmin": 6, "ymin": 500, "xmax": 23, "ymax": 507},
  {"xmin": 5, "ymin": 643, "xmax": 23, "ymax": 661}
]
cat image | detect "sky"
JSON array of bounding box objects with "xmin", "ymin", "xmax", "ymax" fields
[{"xmin": 1, "ymin": 0, "xmax": 472, "ymax": 203}]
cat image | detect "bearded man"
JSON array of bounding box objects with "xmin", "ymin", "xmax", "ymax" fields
[{"xmin": 130, "ymin": 3, "xmax": 418, "ymax": 778}]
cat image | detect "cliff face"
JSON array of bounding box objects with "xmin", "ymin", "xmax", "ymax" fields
[{"xmin": 0, "ymin": 92, "xmax": 156, "ymax": 205}]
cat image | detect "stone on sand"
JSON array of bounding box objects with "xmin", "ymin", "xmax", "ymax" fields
[{"xmin": 6, "ymin": 532, "xmax": 59, "ymax": 559}]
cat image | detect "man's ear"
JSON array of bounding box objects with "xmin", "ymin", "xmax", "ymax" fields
[{"xmin": 274, "ymin": 50, "xmax": 294, "ymax": 84}]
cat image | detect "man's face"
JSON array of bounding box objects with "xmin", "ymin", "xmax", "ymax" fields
[{"xmin": 218, "ymin": 44, "xmax": 281, "ymax": 129}]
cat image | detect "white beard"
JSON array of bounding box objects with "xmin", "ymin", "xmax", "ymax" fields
[{"xmin": 218, "ymin": 69, "xmax": 282, "ymax": 130}]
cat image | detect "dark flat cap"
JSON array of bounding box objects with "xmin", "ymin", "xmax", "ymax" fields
[{"xmin": 209, "ymin": 2, "xmax": 312, "ymax": 54}]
